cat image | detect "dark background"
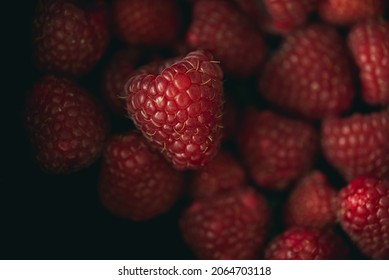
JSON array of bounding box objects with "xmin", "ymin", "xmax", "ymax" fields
[
  {"xmin": 2, "ymin": 0, "xmax": 195, "ymax": 260},
  {"xmin": 2, "ymin": 0, "xmax": 388, "ymax": 260}
]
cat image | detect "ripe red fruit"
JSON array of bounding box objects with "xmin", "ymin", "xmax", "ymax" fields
[
  {"xmin": 259, "ymin": 24, "xmax": 355, "ymax": 119},
  {"xmin": 33, "ymin": 0, "xmax": 109, "ymax": 77},
  {"xmin": 101, "ymin": 49, "xmax": 143, "ymax": 116},
  {"xmin": 125, "ymin": 50, "xmax": 224, "ymax": 170},
  {"xmin": 261, "ymin": 0, "xmax": 319, "ymax": 34},
  {"xmin": 234, "ymin": 0, "xmax": 319, "ymax": 34},
  {"xmin": 238, "ymin": 110, "xmax": 318, "ymax": 191},
  {"xmin": 265, "ymin": 227, "xmax": 349, "ymax": 260},
  {"xmin": 319, "ymin": 0, "xmax": 386, "ymax": 26},
  {"xmin": 284, "ymin": 171, "xmax": 338, "ymax": 228},
  {"xmin": 99, "ymin": 132, "xmax": 185, "ymax": 221},
  {"xmin": 180, "ymin": 188, "xmax": 270, "ymax": 259},
  {"xmin": 189, "ymin": 151, "xmax": 247, "ymax": 199},
  {"xmin": 113, "ymin": 0, "xmax": 182, "ymax": 47},
  {"xmin": 25, "ymin": 75, "xmax": 109, "ymax": 174},
  {"xmin": 187, "ymin": 0, "xmax": 266, "ymax": 77},
  {"xmin": 348, "ymin": 19, "xmax": 389, "ymax": 106},
  {"xmin": 338, "ymin": 176, "xmax": 389, "ymax": 259},
  {"xmin": 321, "ymin": 110, "xmax": 389, "ymax": 182}
]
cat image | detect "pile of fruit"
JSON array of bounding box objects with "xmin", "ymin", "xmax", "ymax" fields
[{"xmin": 23, "ymin": 0, "xmax": 388, "ymax": 259}]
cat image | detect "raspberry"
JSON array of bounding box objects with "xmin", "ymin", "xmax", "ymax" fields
[
  {"xmin": 125, "ymin": 50, "xmax": 224, "ymax": 170},
  {"xmin": 99, "ymin": 132, "xmax": 185, "ymax": 221},
  {"xmin": 338, "ymin": 176, "xmax": 389, "ymax": 259},
  {"xmin": 25, "ymin": 75, "xmax": 109, "ymax": 173}
]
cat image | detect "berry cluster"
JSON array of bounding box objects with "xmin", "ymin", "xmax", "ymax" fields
[{"xmin": 23, "ymin": 0, "xmax": 389, "ymax": 259}]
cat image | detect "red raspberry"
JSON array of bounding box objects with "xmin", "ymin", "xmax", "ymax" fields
[
  {"xmin": 338, "ymin": 176, "xmax": 389, "ymax": 259},
  {"xmin": 233, "ymin": 0, "xmax": 319, "ymax": 34},
  {"xmin": 284, "ymin": 171, "xmax": 338, "ymax": 228},
  {"xmin": 189, "ymin": 151, "xmax": 247, "ymax": 199},
  {"xmin": 321, "ymin": 110, "xmax": 389, "ymax": 182},
  {"xmin": 265, "ymin": 227, "xmax": 349, "ymax": 260},
  {"xmin": 113, "ymin": 0, "xmax": 182, "ymax": 47},
  {"xmin": 25, "ymin": 75, "xmax": 109, "ymax": 174},
  {"xmin": 348, "ymin": 19, "xmax": 389, "ymax": 106},
  {"xmin": 259, "ymin": 24, "xmax": 355, "ymax": 119},
  {"xmin": 262, "ymin": 0, "xmax": 319, "ymax": 34},
  {"xmin": 238, "ymin": 110, "xmax": 319, "ymax": 191},
  {"xmin": 180, "ymin": 188, "xmax": 270, "ymax": 259},
  {"xmin": 101, "ymin": 48, "xmax": 143, "ymax": 116},
  {"xmin": 33, "ymin": 0, "xmax": 109, "ymax": 77},
  {"xmin": 99, "ymin": 132, "xmax": 185, "ymax": 221},
  {"xmin": 319, "ymin": 0, "xmax": 386, "ymax": 26},
  {"xmin": 187, "ymin": 0, "xmax": 266, "ymax": 77},
  {"xmin": 125, "ymin": 50, "xmax": 224, "ymax": 170}
]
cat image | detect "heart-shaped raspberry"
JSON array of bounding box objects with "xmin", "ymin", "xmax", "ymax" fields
[{"xmin": 125, "ymin": 50, "xmax": 224, "ymax": 170}]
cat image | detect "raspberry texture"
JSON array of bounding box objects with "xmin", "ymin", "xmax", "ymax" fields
[
  {"xmin": 265, "ymin": 227, "xmax": 349, "ymax": 260},
  {"xmin": 187, "ymin": 0, "xmax": 266, "ymax": 77},
  {"xmin": 262, "ymin": 0, "xmax": 319, "ymax": 34},
  {"xmin": 25, "ymin": 75, "xmax": 109, "ymax": 174},
  {"xmin": 125, "ymin": 50, "xmax": 224, "ymax": 170},
  {"xmin": 99, "ymin": 132, "xmax": 185, "ymax": 221},
  {"xmin": 321, "ymin": 110, "xmax": 389, "ymax": 182},
  {"xmin": 238, "ymin": 110, "xmax": 319, "ymax": 191},
  {"xmin": 33, "ymin": 0, "xmax": 109, "ymax": 77},
  {"xmin": 113, "ymin": 0, "xmax": 182, "ymax": 47},
  {"xmin": 319, "ymin": 0, "xmax": 386, "ymax": 26},
  {"xmin": 338, "ymin": 176, "xmax": 389, "ymax": 259},
  {"xmin": 348, "ymin": 19, "xmax": 389, "ymax": 106},
  {"xmin": 181, "ymin": 188, "xmax": 270, "ymax": 259},
  {"xmin": 259, "ymin": 24, "xmax": 355, "ymax": 119},
  {"xmin": 284, "ymin": 171, "xmax": 338, "ymax": 228}
]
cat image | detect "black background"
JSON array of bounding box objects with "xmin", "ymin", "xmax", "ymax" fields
[{"xmin": 2, "ymin": 0, "xmax": 388, "ymax": 260}]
